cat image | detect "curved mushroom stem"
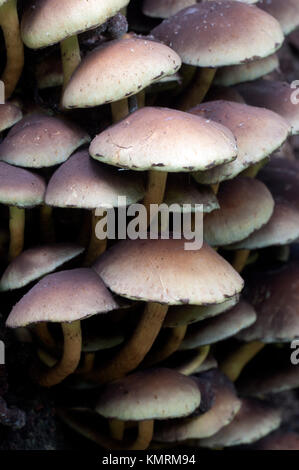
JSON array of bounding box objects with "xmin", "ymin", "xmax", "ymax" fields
[
  {"xmin": 232, "ymin": 249, "xmax": 250, "ymax": 273},
  {"xmin": 220, "ymin": 341, "xmax": 265, "ymax": 382},
  {"xmin": 88, "ymin": 302, "xmax": 169, "ymax": 383},
  {"xmin": 60, "ymin": 35, "xmax": 81, "ymax": 89},
  {"xmin": 109, "ymin": 419, "xmax": 125, "ymax": 441},
  {"xmin": 144, "ymin": 325, "xmax": 187, "ymax": 367},
  {"xmin": 177, "ymin": 345, "xmax": 210, "ymax": 376},
  {"xmin": 178, "ymin": 67, "xmax": 216, "ymax": 111},
  {"xmin": 84, "ymin": 210, "xmax": 107, "ymax": 266},
  {"xmin": 8, "ymin": 206, "xmax": 25, "ymax": 261},
  {"xmin": 143, "ymin": 171, "xmax": 168, "ymax": 225},
  {"xmin": 35, "ymin": 323, "xmax": 57, "ymax": 352},
  {"xmin": 111, "ymin": 99, "xmax": 129, "ymax": 122},
  {"xmin": 37, "ymin": 320, "xmax": 82, "ymax": 387},
  {"xmin": 40, "ymin": 205, "xmax": 55, "ymax": 243},
  {"xmin": 0, "ymin": 0, "xmax": 24, "ymax": 99},
  {"xmin": 76, "ymin": 352, "xmax": 95, "ymax": 375}
]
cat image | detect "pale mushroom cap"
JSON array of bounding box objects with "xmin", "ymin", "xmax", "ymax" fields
[
  {"xmin": 93, "ymin": 239, "xmax": 244, "ymax": 305},
  {"xmin": 180, "ymin": 300, "xmax": 257, "ymax": 349},
  {"xmin": 0, "ymin": 103, "xmax": 22, "ymax": 132},
  {"xmin": 62, "ymin": 37, "xmax": 181, "ymax": 109},
  {"xmin": 0, "ymin": 244, "xmax": 84, "ymax": 292},
  {"xmin": 143, "ymin": 0, "xmax": 196, "ymax": 18},
  {"xmin": 203, "ymin": 178, "xmax": 275, "ymax": 246},
  {"xmin": 45, "ymin": 150, "xmax": 145, "ymax": 209},
  {"xmin": 165, "ymin": 295, "xmax": 240, "ymax": 327},
  {"xmin": 0, "ymin": 114, "xmax": 89, "ymax": 168},
  {"xmin": 191, "ymin": 101, "xmax": 290, "ymax": 184},
  {"xmin": 237, "ymin": 80, "xmax": 299, "ymax": 135},
  {"xmin": 0, "ymin": 162, "xmax": 46, "ymax": 207},
  {"xmin": 228, "ymin": 203, "xmax": 299, "ymax": 250},
  {"xmin": 90, "ymin": 106, "xmax": 238, "ymax": 172},
  {"xmin": 238, "ymin": 263, "xmax": 299, "ymax": 343},
  {"xmin": 152, "ymin": 2, "xmax": 284, "ymax": 67},
  {"xmin": 95, "ymin": 369, "xmax": 201, "ymax": 421},
  {"xmin": 6, "ymin": 268, "xmax": 118, "ymax": 327},
  {"xmin": 155, "ymin": 370, "xmax": 241, "ymax": 442},
  {"xmin": 200, "ymin": 398, "xmax": 282, "ymax": 448},
  {"xmin": 21, "ymin": 0, "xmax": 130, "ymax": 49},
  {"xmin": 214, "ymin": 53, "xmax": 279, "ymax": 87},
  {"xmin": 258, "ymin": 0, "xmax": 299, "ymax": 35},
  {"xmin": 255, "ymin": 432, "xmax": 299, "ymax": 450}
]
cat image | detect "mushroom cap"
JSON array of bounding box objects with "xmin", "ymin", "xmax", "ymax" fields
[
  {"xmin": 228, "ymin": 203, "xmax": 299, "ymax": 250},
  {"xmin": 152, "ymin": 2, "xmax": 284, "ymax": 67},
  {"xmin": 180, "ymin": 300, "xmax": 257, "ymax": 349},
  {"xmin": 21, "ymin": 0, "xmax": 130, "ymax": 49},
  {"xmin": 0, "ymin": 244, "xmax": 84, "ymax": 292},
  {"xmin": 6, "ymin": 268, "xmax": 118, "ymax": 327},
  {"xmin": 255, "ymin": 432, "xmax": 299, "ymax": 450},
  {"xmin": 258, "ymin": 0, "xmax": 299, "ymax": 35},
  {"xmin": 0, "ymin": 103, "xmax": 22, "ymax": 132},
  {"xmin": 214, "ymin": 54, "xmax": 279, "ymax": 87},
  {"xmin": 93, "ymin": 239, "xmax": 243, "ymax": 305},
  {"xmin": 165, "ymin": 295, "xmax": 240, "ymax": 327},
  {"xmin": 62, "ymin": 37, "xmax": 181, "ymax": 109},
  {"xmin": 0, "ymin": 161, "xmax": 46, "ymax": 207},
  {"xmin": 90, "ymin": 106, "xmax": 238, "ymax": 172},
  {"xmin": 191, "ymin": 101, "xmax": 290, "ymax": 184},
  {"xmin": 95, "ymin": 368, "xmax": 201, "ymax": 421},
  {"xmin": 238, "ymin": 263, "xmax": 299, "ymax": 343},
  {"xmin": 200, "ymin": 398, "xmax": 281, "ymax": 448},
  {"xmin": 45, "ymin": 150, "xmax": 145, "ymax": 209},
  {"xmin": 0, "ymin": 114, "xmax": 89, "ymax": 168},
  {"xmin": 237, "ymin": 80, "xmax": 299, "ymax": 135},
  {"xmin": 203, "ymin": 178, "xmax": 275, "ymax": 246},
  {"xmin": 155, "ymin": 370, "xmax": 241, "ymax": 442},
  {"xmin": 288, "ymin": 29, "xmax": 299, "ymax": 51}
]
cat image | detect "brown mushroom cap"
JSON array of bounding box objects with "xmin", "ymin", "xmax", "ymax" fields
[
  {"xmin": 180, "ymin": 300, "xmax": 257, "ymax": 349},
  {"xmin": 0, "ymin": 103, "xmax": 22, "ymax": 132},
  {"xmin": 237, "ymin": 80, "xmax": 299, "ymax": 135},
  {"xmin": 154, "ymin": 370, "xmax": 241, "ymax": 442},
  {"xmin": 62, "ymin": 37, "xmax": 181, "ymax": 109},
  {"xmin": 0, "ymin": 244, "xmax": 84, "ymax": 291},
  {"xmin": 203, "ymin": 177, "xmax": 275, "ymax": 246},
  {"xmin": 152, "ymin": 2, "xmax": 284, "ymax": 67},
  {"xmin": 254, "ymin": 431, "xmax": 299, "ymax": 450},
  {"xmin": 258, "ymin": 0, "xmax": 299, "ymax": 35},
  {"xmin": 228, "ymin": 202, "xmax": 299, "ymax": 250},
  {"xmin": 45, "ymin": 150, "xmax": 145, "ymax": 209},
  {"xmin": 21, "ymin": 0, "xmax": 130, "ymax": 49},
  {"xmin": 0, "ymin": 161, "xmax": 46, "ymax": 207},
  {"xmin": 214, "ymin": 54, "xmax": 279, "ymax": 87},
  {"xmin": 191, "ymin": 101, "xmax": 290, "ymax": 184},
  {"xmin": 6, "ymin": 268, "xmax": 118, "ymax": 327},
  {"xmin": 200, "ymin": 398, "xmax": 281, "ymax": 448},
  {"xmin": 0, "ymin": 114, "xmax": 89, "ymax": 168},
  {"xmin": 93, "ymin": 239, "xmax": 244, "ymax": 305},
  {"xmin": 95, "ymin": 368, "xmax": 201, "ymax": 421},
  {"xmin": 90, "ymin": 106, "xmax": 237, "ymax": 172}
]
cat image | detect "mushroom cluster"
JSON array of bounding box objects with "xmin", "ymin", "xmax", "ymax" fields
[{"xmin": 0, "ymin": 0, "xmax": 299, "ymax": 451}]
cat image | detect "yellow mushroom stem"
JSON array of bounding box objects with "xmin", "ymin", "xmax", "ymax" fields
[
  {"xmin": 232, "ymin": 249, "xmax": 250, "ymax": 274},
  {"xmin": 60, "ymin": 35, "xmax": 81, "ymax": 89},
  {"xmin": 37, "ymin": 320, "xmax": 82, "ymax": 387},
  {"xmin": 75, "ymin": 352, "xmax": 95, "ymax": 375},
  {"xmin": 84, "ymin": 211, "xmax": 107, "ymax": 266},
  {"xmin": 111, "ymin": 99, "xmax": 129, "ymax": 123},
  {"xmin": 40, "ymin": 205, "xmax": 55, "ymax": 243},
  {"xmin": 143, "ymin": 325, "xmax": 187, "ymax": 367},
  {"xmin": 175, "ymin": 64, "xmax": 197, "ymax": 96},
  {"xmin": 143, "ymin": 171, "xmax": 168, "ymax": 225},
  {"xmin": 0, "ymin": 0, "xmax": 24, "ymax": 99},
  {"xmin": 88, "ymin": 302, "xmax": 169, "ymax": 384},
  {"xmin": 109, "ymin": 419, "xmax": 125, "ymax": 441},
  {"xmin": 35, "ymin": 322, "xmax": 57, "ymax": 352},
  {"xmin": 137, "ymin": 90, "xmax": 145, "ymax": 108},
  {"xmin": 178, "ymin": 67, "xmax": 216, "ymax": 111},
  {"xmin": 211, "ymin": 183, "xmax": 220, "ymax": 195},
  {"xmin": 177, "ymin": 345, "xmax": 210, "ymax": 376},
  {"xmin": 8, "ymin": 206, "xmax": 25, "ymax": 261},
  {"xmin": 220, "ymin": 341, "xmax": 265, "ymax": 382}
]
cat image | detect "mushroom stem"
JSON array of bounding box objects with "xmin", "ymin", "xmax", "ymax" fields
[
  {"xmin": 178, "ymin": 67, "xmax": 216, "ymax": 111},
  {"xmin": 143, "ymin": 171, "xmax": 168, "ymax": 224},
  {"xmin": 76, "ymin": 352, "xmax": 95, "ymax": 375},
  {"xmin": 109, "ymin": 419, "xmax": 125, "ymax": 441},
  {"xmin": 88, "ymin": 302, "xmax": 169, "ymax": 383},
  {"xmin": 137, "ymin": 90, "xmax": 145, "ymax": 108},
  {"xmin": 211, "ymin": 183, "xmax": 220, "ymax": 195},
  {"xmin": 144, "ymin": 325, "xmax": 187, "ymax": 367},
  {"xmin": 35, "ymin": 323, "xmax": 57, "ymax": 352},
  {"xmin": 177, "ymin": 345, "xmax": 210, "ymax": 376},
  {"xmin": 241, "ymin": 158, "xmax": 268, "ymax": 178},
  {"xmin": 84, "ymin": 210, "xmax": 107, "ymax": 266},
  {"xmin": 232, "ymin": 249, "xmax": 250, "ymax": 273},
  {"xmin": 37, "ymin": 348, "xmax": 58, "ymax": 368},
  {"xmin": 220, "ymin": 341, "xmax": 265, "ymax": 382},
  {"xmin": 37, "ymin": 320, "xmax": 82, "ymax": 387},
  {"xmin": 111, "ymin": 99, "xmax": 129, "ymax": 123},
  {"xmin": 40, "ymin": 205, "xmax": 55, "ymax": 243},
  {"xmin": 0, "ymin": 0, "xmax": 24, "ymax": 99},
  {"xmin": 60, "ymin": 35, "xmax": 81, "ymax": 89},
  {"xmin": 8, "ymin": 206, "xmax": 25, "ymax": 261}
]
